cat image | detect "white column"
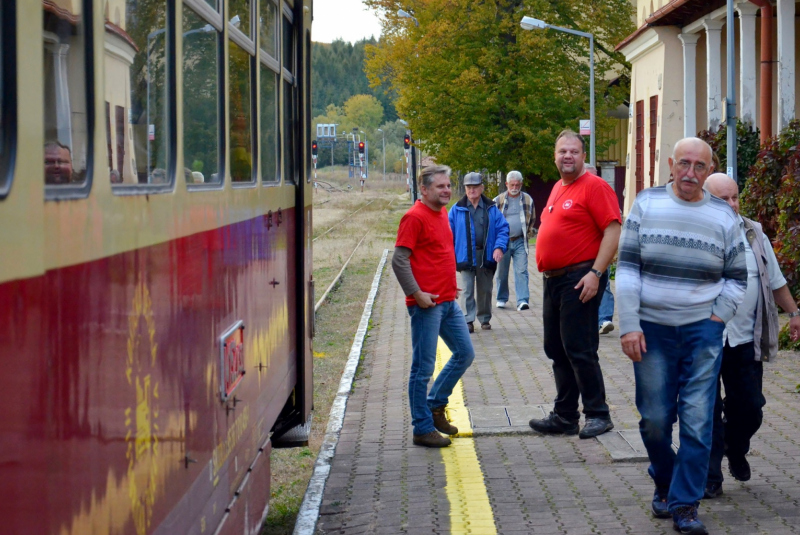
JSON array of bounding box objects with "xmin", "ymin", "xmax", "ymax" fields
[
  {"xmin": 703, "ymin": 19, "xmax": 725, "ymax": 131},
  {"xmin": 679, "ymin": 32, "xmax": 701, "ymax": 137},
  {"xmin": 737, "ymin": 2, "xmax": 760, "ymax": 126},
  {"xmin": 777, "ymin": 0, "xmax": 795, "ymax": 129}
]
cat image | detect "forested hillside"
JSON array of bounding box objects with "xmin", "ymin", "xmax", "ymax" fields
[{"xmin": 312, "ymin": 39, "xmax": 397, "ymax": 122}]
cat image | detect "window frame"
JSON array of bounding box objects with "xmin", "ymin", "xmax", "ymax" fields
[
  {"xmin": 0, "ymin": 0, "xmax": 17, "ymax": 200},
  {"xmin": 111, "ymin": 0, "xmax": 179, "ymax": 196},
  {"xmin": 183, "ymin": 0, "xmax": 226, "ymax": 192},
  {"xmin": 44, "ymin": 0, "xmax": 97, "ymax": 201}
]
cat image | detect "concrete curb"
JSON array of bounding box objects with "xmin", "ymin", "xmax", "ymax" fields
[{"xmin": 292, "ymin": 249, "xmax": 389, "ymax": 535}]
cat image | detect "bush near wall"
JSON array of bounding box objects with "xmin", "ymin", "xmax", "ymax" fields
[
  {"xmin": 736, "ymin": 120, "xmax": 800, "ymax": 350},
  {"xmin": 697, "ymin": 121, "xmax": 761, "ymax": 188}
]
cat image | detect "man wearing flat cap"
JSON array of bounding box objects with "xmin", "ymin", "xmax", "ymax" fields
[{"xmin": 449, "ymin": 172, "xmax": 509, "ymax": 332}]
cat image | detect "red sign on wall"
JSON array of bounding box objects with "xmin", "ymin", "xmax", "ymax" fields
[{"xmin": 220, "ymin": 321, "xmax": 245, "ymax": 401}]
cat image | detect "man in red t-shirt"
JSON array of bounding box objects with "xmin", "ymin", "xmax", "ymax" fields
[
  {"xmin": 392, "ymin": 164, "xmax": 475, "ymax": 448},
  {"xmin": 529, "ymin": 130, "xmax": 622, "ymax": 440}
]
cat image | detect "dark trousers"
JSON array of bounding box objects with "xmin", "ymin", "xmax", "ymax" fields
[
  {"xmin": 542, "ymin": 269, "xmax": 610, "ymax": 421},
  {"xmin": 707, "ymin": 341, "xmax": 765, "ymax": 484}
]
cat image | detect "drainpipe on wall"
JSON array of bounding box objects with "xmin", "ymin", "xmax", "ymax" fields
[{"xmin": 749, "ymin": 0, "xmax": 773, "ymax": 142}]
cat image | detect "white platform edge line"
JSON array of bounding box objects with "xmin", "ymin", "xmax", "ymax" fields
[{"xmin": 292, "ymin": 248, "xmax": 390, "ymax": 535}]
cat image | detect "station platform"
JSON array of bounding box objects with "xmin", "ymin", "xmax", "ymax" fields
[{"xmin": 303, "ymin": 249, "xmax": 800, "ymax": 534}]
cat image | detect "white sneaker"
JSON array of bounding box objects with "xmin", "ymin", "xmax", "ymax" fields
[
  {"xmin": 517, "ymin": 302, "xmax": 529, "ymax": 311},
  {"xmin": 496, "ymin": 301, "xmax": 506, "ymax": 309},
  {"xmin": 599, "ymin": 321, "xmax": 615, "ymax": 334}
]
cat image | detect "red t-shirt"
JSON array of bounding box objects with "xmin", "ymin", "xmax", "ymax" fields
[
  {"xmin": 395, "ymin": 201, "xmax": 458, "ymax": 307},
  {"xmin": 535, "ymin": 172, "xmax": 622, "ymax": 272}
]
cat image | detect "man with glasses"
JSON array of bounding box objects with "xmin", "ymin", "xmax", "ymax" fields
[
  {"xmin": 617, "ymin": 137, "xmax": 747, "ymax": 534},
  {"xmin": 493, "ymin": 170, "xmax": 536, "ymax": 311},
  {"xmin": 44, "ymin": 142, "xmax": 74, "ymax": 184}
]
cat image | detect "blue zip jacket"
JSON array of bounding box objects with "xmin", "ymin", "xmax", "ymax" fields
[{"xmin": 448, "ymin": 194, "xmax": 509, "ymax": 271}]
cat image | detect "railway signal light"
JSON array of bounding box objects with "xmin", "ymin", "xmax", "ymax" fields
[
  {"xmin": 403, "ymin": 135, "xmax": 410, "ymax": 149},
  {"xmin": 358, "ymin": 141, "xmax": 365, "ymax": 154},
  {"xmin": 311, "ymin": 140, "xmax": 318, "ymax": 155}
]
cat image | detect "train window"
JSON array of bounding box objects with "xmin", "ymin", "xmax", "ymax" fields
[
  {"xmin": 183, "ymin": 6, "xmax": 220, "ymax": 185},
  {"xmin": 260, "ymin": 69, "xmax": 278, "ymax": 184},
  {"xmin": 229, "ymin": 41, "xmax": 253, "ymax": 183},
  {"xmin": 0, "ymin": 2, "xmax": 8, "ymax": 198},
  {"xmin": 282, "ymin": 79, "xmax": 295, "ymax": 184},
  {"xmin": 106, "ymin": 0, "xmax": 170, "ymax": 186},
  {"xmin": 282, "ymin": 13, "xmax": 293, "ymax": 75},
  {"xmin": 259, "ymin": 0, "xmax": 277, "ymax": 59},
  {"xmin": 43, "ymin": 1, "xmax": 90, "ymax": 189},
  {"xmin": 229, "ymin": 0, "xmax": 251, "ymax": 38}
]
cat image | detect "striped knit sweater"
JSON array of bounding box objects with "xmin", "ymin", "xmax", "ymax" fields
[{"xmin": 616, "ymin": 185, "xmax": 747, "ymax": 336}]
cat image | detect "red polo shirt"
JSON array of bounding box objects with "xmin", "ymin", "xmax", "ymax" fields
[
  {"xmin": 535, "ymin": 172, "xmax": 621, "ymax": 272},
  {"xmin": 395, "ymin": 201, "xmax": 458, "ymax": 307}
]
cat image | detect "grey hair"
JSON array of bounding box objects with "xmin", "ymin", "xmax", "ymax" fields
[
  {"xmin": 672, "ymin": 137, "xmax": 713, "ymax": 161},
  {"xmin": 419, "ymin": 164, "xmax": 452, "ymax": 188},
  {"xmin": 506, "ymin": 170, "xmax": 523, "ymax": 183}
]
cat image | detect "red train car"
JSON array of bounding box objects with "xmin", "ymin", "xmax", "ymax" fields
[{"xmin": 0, "ymin": 0, "xmax": 313, "ymax": 533}]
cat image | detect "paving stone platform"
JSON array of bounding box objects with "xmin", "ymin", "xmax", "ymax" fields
[{"xmin": 314, "ymin": 249, "xmax": 800, "ymax": 534}]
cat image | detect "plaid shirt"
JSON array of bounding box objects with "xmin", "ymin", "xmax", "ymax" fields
[{"xmin": 493, "ymin": 191, "xmax": 535, "ymax": 252}]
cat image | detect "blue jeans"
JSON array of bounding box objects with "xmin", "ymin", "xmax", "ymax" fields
[
  {"xmin": 407, "ymin": 300, "xmax": 475, "ymax": 435},
  {"xmin": 634, "ymin": 319, "xmax": 724, "ymax": 510},
  {"xmin": 496, "ymin": 238, "xmax": 529, "ymax": 305},
  {"xmin": 598, "ymin": 276, "xmax": 614, "ymax": 324}
]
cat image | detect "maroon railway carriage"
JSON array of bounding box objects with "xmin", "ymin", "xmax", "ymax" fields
[{"xmin": 0, "ymin": 0, "xmax": 314, "ymax": 534}]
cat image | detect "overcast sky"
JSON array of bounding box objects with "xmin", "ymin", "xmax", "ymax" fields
[{"xmin": 313, "ymin": 0, "xmax": 383, "ymax": 43}]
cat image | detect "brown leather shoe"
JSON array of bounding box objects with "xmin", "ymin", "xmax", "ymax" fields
[
  {"xmin": 413, "ymin": 431, "xmax": 451, "ymax": 448},
  {"xmin": 481, "ymin": 323, "xmax": 491, "ymax": 330},
  {"xmin": 467, "ymin": 322, "xmax": 474, "ymax": 333},
  {"xmin": 431, "ymin": 406, "xmax": 458, "ymax": 435}
]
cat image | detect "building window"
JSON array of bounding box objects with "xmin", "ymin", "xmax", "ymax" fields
[
  {"xmin": 635, "ymin": 99, "xmax": 644, "ymax": 194},
  {"xmin": 43, "ymin": 1, "xmax": 89, "ymax": 188},
  {"xmin": 649, "ymin": 95, "xmax": 658, "ymax": 188},
  {"xmin": 183, "ymin": 5, "xmax": 220, "ymax": 185}
]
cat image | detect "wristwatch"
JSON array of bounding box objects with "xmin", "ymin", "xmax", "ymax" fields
[
  {"xmin": 789, "ymin": 310, "xmax": 800, "ymax": 318},
  {"xmin": 590, "ymin": 268, "xmax": 603, "ymax": 278}
]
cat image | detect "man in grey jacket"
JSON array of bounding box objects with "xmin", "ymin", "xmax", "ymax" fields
[{"xmin": 704, "ymin": 173, "xmax": 800, "ymax": 497}]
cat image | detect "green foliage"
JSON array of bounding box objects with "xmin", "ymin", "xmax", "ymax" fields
[
  {"xmin": 740, "ymin": 120, "xmax": 800, "ymax": 239},
  {"xmin": 312, "ymin": 39, "xmax": 397, "ymax": 122},
  {"xmin": 697, "ymin": 121, "xmax": 760, "ymax": 187},
  {"xmin": 738, "ymin": 120, "xmax": 800, "ymax": 349},
  {"xmin": 364, "ymin": 0, "xmax": 635, "ymax": 181}
]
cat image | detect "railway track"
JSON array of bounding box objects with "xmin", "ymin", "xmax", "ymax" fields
[{"xmin": 314, "ymin": 198, "xmax": 395, "ymax": 312}]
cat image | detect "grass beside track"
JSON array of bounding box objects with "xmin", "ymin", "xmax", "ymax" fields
[{"xmin": 262, "ymin": 167, "xmax": 409, "ymax": 534}]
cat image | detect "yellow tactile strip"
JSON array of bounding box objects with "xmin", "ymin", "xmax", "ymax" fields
[{"xmin": 434, "ymin": 338, "xmax": 497, "ymax": 534}]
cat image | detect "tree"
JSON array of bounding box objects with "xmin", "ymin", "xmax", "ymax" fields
[
  {"xmin": 343, "ymin": 94, "xmax": 384, "ymax": 131},
  {"xmin": 363, "ymin": 0, "xmax": 634, "ymax": 181}
]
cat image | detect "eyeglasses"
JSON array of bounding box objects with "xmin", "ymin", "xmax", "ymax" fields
[
  {"xmin": 675, "ymin": 160, "xmax": 708, "ymax": 174},
  {"xmin": 45, "ymin": 159, "xmax": 71, "ymax": 166}
]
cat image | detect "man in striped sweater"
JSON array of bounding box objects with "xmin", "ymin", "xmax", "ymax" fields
[{"xmin": 616, "ymin": 138, "xmax": 747, "ymax": 535}]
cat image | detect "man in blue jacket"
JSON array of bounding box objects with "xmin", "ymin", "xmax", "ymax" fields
[{"xmin": 449, "ymin": 172, "xmax": 509, "ymax": 332}]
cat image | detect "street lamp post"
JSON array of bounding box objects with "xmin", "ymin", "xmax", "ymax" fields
[
  {"xmin": 520, "ymin": 16, "xmax": 595, "ymax": 166},
  {"xmin": 377, "ymin": 128, "xmax": 385, "ymax": 180},
  {"xmin": 397, "ymin": 9, "xmax": 419, "ymax": 27}
]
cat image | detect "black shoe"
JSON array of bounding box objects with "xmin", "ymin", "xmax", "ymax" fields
[
  {"xmin": 672, "ymin": 505, "xmax": 708, "ymax": 534},
  {"xmin": 728, "ymin": 456, "xmax": 751, "ymax": 481},
  {"xmin": 529, "ymin": 412, "xmax": 579, "ymax": 435},
  {"xmin": 703, "ymin": 481, "xmax": 723, "ymax": 499},
  {"xmin": 651, "ymin": 486, "xmax": 671, "ymax": 518},
  {"xmin": 579, "ymin": 417, "xmax": 614, "ymax": 439},
  {"xmin": 467, "ymin": 322, "xmax": 474, "ymax": 333},
  {"xmin": 413, "ymin": 431, "xmax": 451, "ymax": 448}
]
